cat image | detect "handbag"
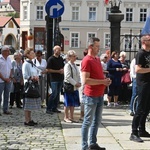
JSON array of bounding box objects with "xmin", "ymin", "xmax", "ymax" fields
[
  {"xmin": 24, "ymin": 80, "xmax": 40, "ymax": 98},
  {"xmin": 121, "ymin": 71, "xmax": 131, "ymax": 84},
  {"xmin": 64, "ymin": 64, "xmax": 74, "ymax": 93},
  {"xmin": 64, "ymin": 82, "xmax": 74, "ymax": 93}
]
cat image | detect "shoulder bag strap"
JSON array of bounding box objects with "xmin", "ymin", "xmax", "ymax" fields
[
  {"xmin": 26, "ymin": 60, "xmax": 42, "ymax": 72},
  {"xmin": 68, "ymin": 63, "xmax": 73, "ymax": 78}
]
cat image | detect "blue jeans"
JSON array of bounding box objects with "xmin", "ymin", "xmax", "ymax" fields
[
  {"xmin": 47, "ymin": 81, "xmax": 63, "ymax": 111},
  {"xmin": 130, "ymin": 78, "xmax": 137, "ymax": 112},
  {"xmin": 81, "ymin": 95, "xmax": 104, "ymax": 150},
  {"xmin": 0, "ymin": 82, "xmax": 11, "ymax": 112}
]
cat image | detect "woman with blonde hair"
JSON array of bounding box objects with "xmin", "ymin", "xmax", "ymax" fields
[
  {"xmin": 63, "ymin": 50, "xmax": 81, "ymax": 123},
  {"xmin": 22, "ymin": 48, "xmax": 41, "ymax": 126}
]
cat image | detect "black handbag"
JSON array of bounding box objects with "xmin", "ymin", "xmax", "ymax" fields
[
  {"xmin": 24, "ymin": 80, "xmax": 40, "ymax": 98},
  {"xmin": 64, "ymin": 64, "xmax": 74, "ymax": 93},
  {"xmin": 64, "ymin": 82, "xmax": 74, "ymax": 93}
]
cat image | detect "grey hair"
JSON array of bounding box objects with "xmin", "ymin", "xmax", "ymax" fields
[
  {"xmin": 100, "ymin": 53, "xmax": 108, "ymax": 61},
  {"xmin": 88, "ymin": 37, "xmax": 100, "ymax": 46},
  {"xmin": 67, "ymin": 50, "xmax": 76, "ymax": 57},
  {"xmin": 120, "ymin": 51, "xmax": 126, "ymax": 57},
  {"xmin": 1, "ymin": 45, "xmax": 9, "ymax": 52},
  {"xmin": 13, "ymin": 52, "xmax": 22, "ymax": 59}
]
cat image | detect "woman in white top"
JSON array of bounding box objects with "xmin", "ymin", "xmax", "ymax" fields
[
  {"xmin": 22, "ymin": 48, "xmax": 41, "ymax": 126},
  {"xmin": 33, "ymin": 50, "xmax": 47, "ymax": 106},
  {"xmin": 63, "ymin": 50, "xmax": 81, "ymax": 123}
]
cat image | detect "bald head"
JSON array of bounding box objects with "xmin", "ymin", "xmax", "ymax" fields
[
  {"xmin": 53, "ymin": 45, "xmax": 61, "ymax": 51},
  {"xmin": 53, "ymin": 45, "xmax": 61, "ymax": 57}
]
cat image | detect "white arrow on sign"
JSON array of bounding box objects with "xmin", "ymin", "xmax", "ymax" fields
[{"xmin": 50, "ymin": 3, "xmax": 63, "ymax": 16}]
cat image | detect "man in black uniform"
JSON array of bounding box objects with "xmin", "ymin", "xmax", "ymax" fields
[
  {"xmin": 130, "ymin": 34, "xmax": 150, "ymax": 142},
  {"xmin": 46, "ymin": 45, "xmax": 64, "ymax": 114}
]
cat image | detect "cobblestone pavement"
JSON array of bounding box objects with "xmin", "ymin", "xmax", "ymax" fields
[
  {"xmin": 0, "ymin": 104, "xmax": 150, "ymax": 150},
  {"xmin": 0, "ymin": 107, "xmax": 66, "ymax": 150}
]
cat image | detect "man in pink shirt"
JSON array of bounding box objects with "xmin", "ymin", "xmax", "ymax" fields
[{"xmin": 81, "ymin": 37, "xmax": 111, "ymax": 150}]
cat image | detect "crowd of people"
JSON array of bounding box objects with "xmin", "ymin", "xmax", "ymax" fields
[{"xmin": 0, "ymin": 35, "xmax": 150, "ymax": 149}]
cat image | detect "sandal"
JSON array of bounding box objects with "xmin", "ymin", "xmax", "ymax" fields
[
  {"xmin": 69, "ymin": 118, "xmax": 79, "ymax": 123},
  {"xmin": 64, "ymin": 118, "xmax": 72, "ymax": 123}
]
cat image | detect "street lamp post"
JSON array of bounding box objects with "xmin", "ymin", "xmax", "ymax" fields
[
  {"xmin": 108, "ymin": 0, "xmax": 124, "ymax": 53},
  {"xmin": 16, "ymin": 28, "xmax": 20, "ymax": 50}
]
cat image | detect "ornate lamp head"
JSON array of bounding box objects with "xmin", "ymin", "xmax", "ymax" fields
[{"xmin": 109, "ymin": 0, "xmax": 122, "ymax": 13}]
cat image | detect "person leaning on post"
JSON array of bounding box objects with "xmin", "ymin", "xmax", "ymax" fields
[{"xmin": 44, "ymin": 45, "xmax": 64, "ymax": 114}]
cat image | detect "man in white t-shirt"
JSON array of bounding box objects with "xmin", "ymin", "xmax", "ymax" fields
[{"xmin": 0, "ymin": 45, "xmax": 13, "ymax": 115}]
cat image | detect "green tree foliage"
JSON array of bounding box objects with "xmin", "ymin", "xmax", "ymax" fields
[{"xmin": 6, "ymin": 12, "xmax": 20, "ymax": 18}]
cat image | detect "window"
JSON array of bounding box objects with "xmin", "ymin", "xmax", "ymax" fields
[
  {"xmin": 8, "ymin": 21, "xmax": 14, "ymax": 28},
  {"xmin": 126, "ymin": 8, "xmax": 133, "ymax": 22},
  {"xmin": 23, "ymin": 6, "xmax": 27, "ymax": 20},
  {"xmin": 89, "ymin": 7, "xmax": 96, "ymax": 21},
  {"xmin": 37, "ymin": 6, "xmax": 43, "ymax": 20},
  {"xmin": 140, "ymin": 8, "xmax": 147, "ymax": 22},
  {"xmin": 35, "ymin": 31, "xmax": 45, "ymax": 51},
  {"xmin": 87, "ymin": 33, "xmax": 96, "ymax": 47},
  {"xmin": 105, "ymin": 34, "xmax": 110, "ymax": 48},
  {"xmin": 71, "ymin": 33, "xmax": 79, "ymax": 48},
  {"xmin": 106, "ymin": 7, "xmax": 111, "ymax": 20},
  {"xmin": 72, "ymin": 7, "xmax": 79, "ymax": 21},
  {"xmin": 87, "ymin": 33, "xmax": 96, "ymax": 42}
]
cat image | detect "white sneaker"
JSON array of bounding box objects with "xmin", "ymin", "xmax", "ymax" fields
[
  {"xmin": 107, "ymin": 103, "xmax": 111, "ymax": 107},
  {"xmin": 114, "ymin": 103, "xmax": 119, "ymax": 107}
]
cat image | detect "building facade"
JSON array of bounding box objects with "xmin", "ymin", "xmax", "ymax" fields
[
  {"xmin": 19, "ymin": 0, "xmax": 150, "ymax": 59},
  {"xmin": 0, "ymin": 17, "xmax": 20, "ymax": 50},
  {"xmin": 60, "ymin": 0, "xmax": 150, "ymax": 59},
  {"xmin": 0, "ymin": 0, "xmax": 20, "ymax": 17}
]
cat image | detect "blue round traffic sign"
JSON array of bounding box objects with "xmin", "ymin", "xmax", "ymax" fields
[{"xmin": 45, "ymin": 0, "xmax": 64, "ymax": 18}]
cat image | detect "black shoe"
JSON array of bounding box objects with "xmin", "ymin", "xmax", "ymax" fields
[
  {"xmin": 130, "ymin": 112, "xmax": 134, "ymax": 116},
  {"xmin": 52, "ymin": 109, "xmax": 61, "ymax": 113},
  {"xmin": 17, "ymin": 106, "xmax": 23, "ymax": 109},
  {"xmin": 130, "ymin": 133, "xmax": 143, "ymax": 142},
  {"xmin": 88, "ymin": 144, "xmax": 106, "ymax": 150},
  {"xmin": 3, "ymin": 111, "xmax": 12, "ymax": 115},
  {"xmin": 24, "ymin": 121, "xmax": 34, "ymax": 126},
  {"xmin": 46, "ymin": 110, "xmax": 53, "ymax": 115},
  {"xmin": 30, "ymin": 120, "xmax": 38, "ymax": 125},
  {"xmin": 139, "ymin": 131, "xmax": 150, "ymax": 137}
]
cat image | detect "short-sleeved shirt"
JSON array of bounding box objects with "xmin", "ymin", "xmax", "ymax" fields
[
  {"xmin": 0, "ymin": 54, "xmax": 12, "ymax": 83},
  {"xmin": 136, "ymin": 49, "xmax": 150, "ymax": 85},
  {"xmin": 81, "ymin": 55, "xmax": 105, "ymax": 97},
  {"xmin": 47, "ymin": 55, "xmax": 64, "ymax": 82}
]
